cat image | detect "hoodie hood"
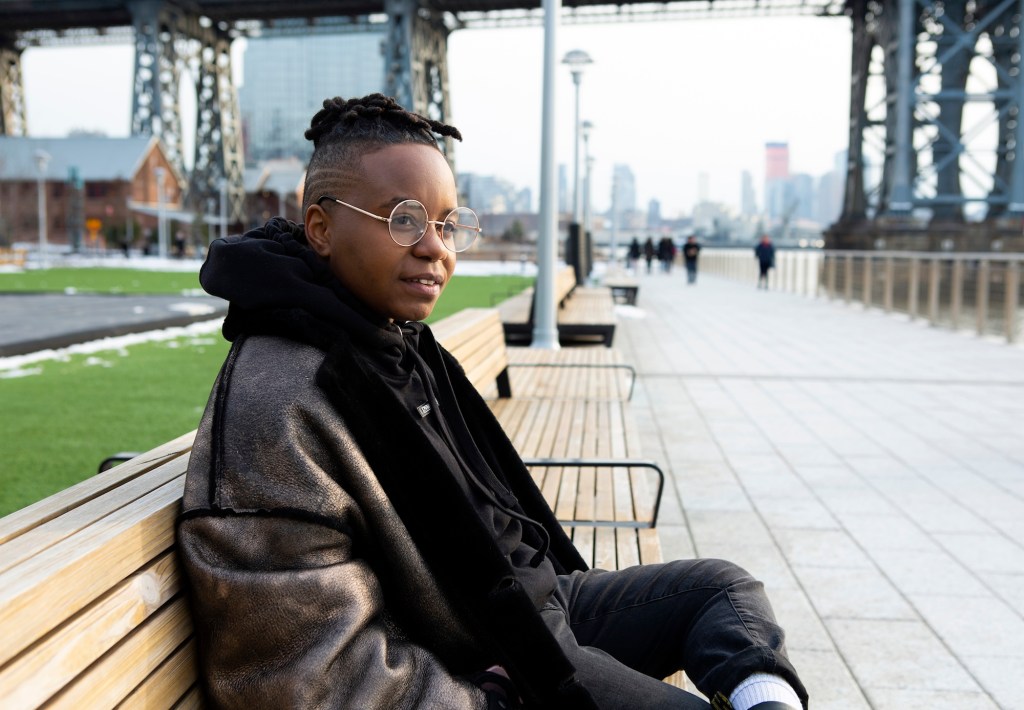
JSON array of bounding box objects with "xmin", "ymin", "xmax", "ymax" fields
[{"xmin": 201, "ymin": 217, "xmax": 417, "ymax": 362}]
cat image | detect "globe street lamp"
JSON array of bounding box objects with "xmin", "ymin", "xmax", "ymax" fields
[
  {"xmin": 34, "ymin": 149, "xmax": 50, "ymax": 268},
  {"xmin": 562, "ymin": 49, "xmax": 593, "ymax": 286}
]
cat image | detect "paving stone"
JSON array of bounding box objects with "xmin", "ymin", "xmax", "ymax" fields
[
  {"xmin": 795, "ymin": 566, "xmax": 917, "ymax": 620},
  {"xmin": 825, "ymin": 618, "xmax": 982, "ymax": 691},
  {"xmin": 978, "ymin": 572, "xmax": 1024, "ymax": 616},
  {"xmin": 869, "ymin": 548, "xmax": 990, "ymax": 597},
  {"xmin": 934, "ymin": 531, "xmax": 1024, "ymax": 574},
  {"xmin": 958, "ymin": 654, "xmax": 1024, "ymax": 710},
  {"xmin": 862, "ymin": 687, "xmax": 1000, "ymax": 710},
  {"xmin": 910, "ymin": 594, "xmax": 1024, "ymax": 658},
  {"xmin": 756, "ymin": 496, "xmax": 841, "ymax": 530},
  {"xmin": 785, "ymin": 648, "xmax": 872, "ymax": 710},
  {"xmin": 836, "ymin": 513, "xmax": 940, "ymax": 552},
  {"xmin": 772, "ymin": 528, "xmax": 874, "ymax": 569}
]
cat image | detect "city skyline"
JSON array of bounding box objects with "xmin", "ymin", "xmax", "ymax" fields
[{"xmin": 17, "ymin": 14, "xmax": 853, "ymax": 219}]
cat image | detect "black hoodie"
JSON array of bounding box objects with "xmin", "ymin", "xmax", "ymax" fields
[{"xmin": 200, "ymin": 217, "xmax": 556, "ymax": 608}]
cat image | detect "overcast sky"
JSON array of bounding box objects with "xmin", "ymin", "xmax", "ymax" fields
[{"xmin": 20, "ymin": 14, "xmax": 853, "ymax": 218}]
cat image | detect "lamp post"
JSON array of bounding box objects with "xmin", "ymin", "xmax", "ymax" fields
[
  {"xmin": 34, "ymin": 149, "xmax": 50, "ymax": 268},
  {"xmin": 533, "ymin": 0, "xmax": 562, "ymax": 350},
  {"xmin": 155, "ymin": 167, "xmax": 167, "ymax": 259},
  {"xmin": 562, "ymin": 50, "xmax": 592, "ymax": 225},
  {"xmin": 562, "ymin": 50, "xmax": 593, "ymax": 286},
  {"xmin": 581, "ymin": 120, "xmax": 594, "ymax": 270}
]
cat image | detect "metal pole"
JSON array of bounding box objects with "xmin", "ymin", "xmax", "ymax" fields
[
  {"xmin": 156, "ymin": 167, "xmax": 167, "ymax": 259},
  {"xmin": 571, "ymin": 74, "xmax": 582, "ymax": 224},
  {"xmin": 1008, "ymin": 0, "xmax": 1024, "ymax": 216},
  {"xmin": 219, "ymin": 178, "xmax": 228, "ymax": 241},
  {"xmin": 533, "ymin": 0, "xmax": 561, "ymax": 350},
  {"xmin": 888, "ymin": 0, "xmax": 915, "ymax": 213},
  {"xmin": 34, "ymin": 150, "xmax": 50, "ymax": 268}
]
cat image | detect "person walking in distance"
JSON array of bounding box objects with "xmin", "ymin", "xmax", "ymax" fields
[
  {"xmin": 683, "ymin": 235, "xmax": 701, "ymax": 285},
  {"xmin": 643, "ymin": 236, "xmax": 656, "ymax": 274},
  {"xmin": 626, "ymin": 237, "xmax": 641, "ymax": 273},
  {"xmin": 754, "ymin": 234, "xmax": 775, "ymax": 290}
]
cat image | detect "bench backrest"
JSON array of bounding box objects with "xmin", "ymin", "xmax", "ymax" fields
[
  {"xmin": 0, "ymin": 432, "xmax": 202, "ymax": 709},
  {"xmin": 431, "ymin": 307, "xmax": 512, "ymax": 398}
]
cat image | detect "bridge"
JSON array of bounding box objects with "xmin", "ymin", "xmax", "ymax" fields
[{"xmin": 3, "ymin": 0, "xmax": 1024, "ymax": 250}]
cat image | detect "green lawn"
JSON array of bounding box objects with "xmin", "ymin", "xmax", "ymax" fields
[
  {"xmin": 0, "ymin": 267, "xmax": 203, "ymax": 295},
  {"xmin": 0, "ymin": 272, "xmax": 531, "ymax": 516}
]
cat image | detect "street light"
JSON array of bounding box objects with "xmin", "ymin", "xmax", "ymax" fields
[
  {"xmin": 562, "ymin": 50, "xmax": 593, "ymax": 225},
  {"xmin": 581, "ymin": 120, "xmax": 594, "ymax": 269},
  {"xmin": 155, "ymin": 167, "xmax": 167, "ymax": 259},
  {"xmin": 34, "ymin": 149, "xmax": 50, "ymax": 268}
]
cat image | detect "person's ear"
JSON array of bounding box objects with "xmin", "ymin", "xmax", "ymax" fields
[{"xmin": 305, "ymin": 203, "xmax": 331, "ymax": 258}]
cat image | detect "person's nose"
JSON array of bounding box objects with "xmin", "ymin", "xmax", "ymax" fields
[{"xmin": 411, "ymin": 221, "xmax": 449, "ymax": 261}]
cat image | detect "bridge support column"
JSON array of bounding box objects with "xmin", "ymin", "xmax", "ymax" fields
[
  {"xmin": 0, "ymin": 37, "xmax": 26, "ymax": 136},
  {"xmin": 1007, "ymin": 0, "xmax": 1024, "ymax": 217},
  {"xmin": 191, "ymin": 32, "xmax": 245, "ymax": 225},
  {"xmin": 383, "ymin": 0, "xmax": 456, "ymax": 165},
  {"xmin": 887, "ymin": 0, "xmax": 916, "ymax": 215},
  {"xmin": 129, "ymin": 0, "xmax": 186, "ymax": 177}
]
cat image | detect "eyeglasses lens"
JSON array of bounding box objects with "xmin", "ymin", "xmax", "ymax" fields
[
  {"xmin": 445, "ymin": 208, "xmax": 480, "ymax": 252},
  {"xmin": 389, "ymin": 200, "xmax": 426, "ymax": 246},
  {"xmin": 389, "ymin": 200, "xmax": 480, "ymax": 252}
]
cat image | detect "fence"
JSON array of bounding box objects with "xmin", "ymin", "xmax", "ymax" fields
[{"xmin": 701, "ymin": 248, "xmax": 1023, "ymax": 344}]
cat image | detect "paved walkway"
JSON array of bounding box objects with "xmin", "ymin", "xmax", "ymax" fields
[{"xmin": 613, "ymin": 269, "xmax": 1024, "ymax": 709}]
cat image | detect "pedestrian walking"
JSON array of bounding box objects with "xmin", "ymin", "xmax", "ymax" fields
[
  {"xmin": 754, "ymin": 234, "xmax": 775, "ymax": 289},
  {"xmin": 643, "ymin": 236, "xmax": 656, "ymax": 274},
  {"xmin": 627, "ymin": 237, "xmax": 641, "ymax": 273},
  {"xmin": 683, "ymin": 235, "xmax": 701, "ymax": 285},
  {"xmin": 657, "ymin": 237, "xmax": 675, "ymax": 274}
]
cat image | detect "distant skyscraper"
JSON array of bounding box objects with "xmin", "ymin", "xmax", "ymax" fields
[
  {"xmin": 741, "ymin": 170, "xmax": 757, "ymax": 216},
  {"xmin": 647, "ymin": 198, "xmax": 662, "ymax": 228},
  {"xmin": 611, "ymin": 164, "xmax": 636, "ymax": 213},
  {"xmin": 764, "ymin": 142, "xmax": 791, "ymax": 220},
  {"xmin": 558, "ymin": 164, "xmax": 569, "ymax": 214},
  {"xmin": 239, "ymin": 33, "xmax": 385, "ymax": 165},
  {"xmin": 697, "ymin": 172, "xmax": 710, "ymax": 203}
]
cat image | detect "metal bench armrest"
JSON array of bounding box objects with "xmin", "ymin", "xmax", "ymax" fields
[{"xmin": 521, "ymin": 457, "xmax": 665, "ymax": 528}]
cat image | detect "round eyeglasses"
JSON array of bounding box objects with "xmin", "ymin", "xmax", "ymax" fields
[{"xmin": 317, "ymin": 195, "xmax": 481, "ymax": 253}]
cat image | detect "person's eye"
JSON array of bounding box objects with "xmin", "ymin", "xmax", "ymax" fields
[{"xmin": 393, "ymin": 214, "xmax": 418, "ymax": 227}]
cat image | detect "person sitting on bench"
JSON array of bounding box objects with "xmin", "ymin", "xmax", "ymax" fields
[{"xmin": 176, "ymin": 93, "xmax": 808, "ymax": 710}]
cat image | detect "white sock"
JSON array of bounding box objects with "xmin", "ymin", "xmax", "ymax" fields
[{"xmin": 729, "ymin": 673, "xmax": 801, "ymax": 709}]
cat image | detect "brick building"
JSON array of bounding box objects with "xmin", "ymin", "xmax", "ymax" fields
[{"xmin": 0, "ymin": 135, "xmax": 184, "ymax": 249}]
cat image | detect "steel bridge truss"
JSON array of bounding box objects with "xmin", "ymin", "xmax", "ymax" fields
[
  {"xmin": 0, "ymin": 1, "xmax": 458, "ymax": 224},
  {"xmin": 842, "ymin": 0, "xmax": 1024, "ymax": 223}
]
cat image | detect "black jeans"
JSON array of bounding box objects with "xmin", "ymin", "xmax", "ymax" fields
[{"xmin": 541, "ymin": 559, "xmax": 807, "ymax": 709}]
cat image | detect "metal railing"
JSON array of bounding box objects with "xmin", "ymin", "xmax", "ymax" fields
[{"xmin": 700, "ymin": 248, "xmax": 1023, "ymax": 344}]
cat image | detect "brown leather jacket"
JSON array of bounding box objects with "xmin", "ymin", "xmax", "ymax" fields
[{"xmin": 177, "ymin": 328, "xmax": 594, "ymax": 709}]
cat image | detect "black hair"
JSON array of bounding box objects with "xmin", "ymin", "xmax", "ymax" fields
[{"xmin": 301, "ymin": 93, "xmax": 462, "ymax": 214}]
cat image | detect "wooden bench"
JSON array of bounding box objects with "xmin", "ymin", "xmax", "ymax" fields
[
  {"xmin": 0, "ymin": 247, "xmax": 27, "ymax": 268},
  {"xmin": 605, "ymin": 279, "xmax": 639, "ymax": 306},
  {"xmin": 499, "ymin": 265, "xmax": 617, "ymax": 347},
  {"xmin": 0, "ymin": 309, "xmax": 680, "ymax": 707},
  {"xmin": 431, "ymin": 307, "xmax": 667, "ymax": 574}
]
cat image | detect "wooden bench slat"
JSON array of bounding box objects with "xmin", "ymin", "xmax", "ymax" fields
[
  {"xmin": 47, "ymin": 599, "xmax": 191, "ymax": 709},
  {"xmin": 0, "ymin": 475, "xmax": 184, "ymax": 668},
  {"xmin": 0, "ymin": 551, "xmax": 180, "ymax": 707},
  {"xmin": 0, "ymin": 456, "xmax": 188, "ymax": 576},
  {"xmin": 118, "ymin": 639, "xmax": 199, "ymax": 710},
  {"xmin": 171, "ymin": 684, "xmax": 205, "ymax": 710},
  {"xmin": 0, "ymin": 432, "xmax": 193, "ymax": 547}
]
